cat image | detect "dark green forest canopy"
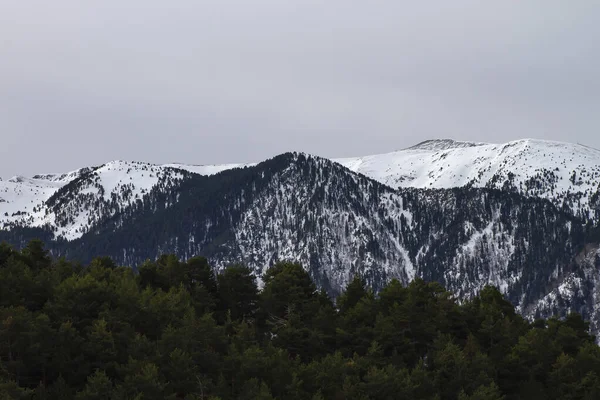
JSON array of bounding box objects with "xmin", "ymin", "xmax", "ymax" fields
[{"xmin": 1, "ymin": 240, "xmax": 600, "ymax": 400}]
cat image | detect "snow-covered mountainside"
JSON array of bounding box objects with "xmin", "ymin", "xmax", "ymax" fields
[
  {"xmin": 1, "ymin": 150, "xmax": 599, "ymax": 336},
  {"xmin": 0, "ymin": 167, "xmax": 90, "ymax": 230},
  {"xmin": 2, "ymin": 138, "xmax": 599, "ymax": 240},
  {"xmin": 526, "ymin": 240, "xmax": 600, "ymax": 335},
  {"xmin": 336, "ymin": 139, "xmax": 600, "ymax": 221},
  {"xmin": 1, "ymin": 154, "xmax": 591, "ymax": 317},
  {"xmin": 0, "ymin": 160, "xmax": 254, "ymax": 240}
]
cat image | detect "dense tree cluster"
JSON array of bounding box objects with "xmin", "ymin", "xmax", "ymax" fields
[{"xmin": 1, "ymin": 240, "xmax": 600, "ymax": 399}]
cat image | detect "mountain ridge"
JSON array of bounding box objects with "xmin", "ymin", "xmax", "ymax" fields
[
  {"xmin": 2, "ymin": 138, "xmax": 599, "ymax": 240},
  {"xmin": 1, "ymin": 148, "xmax": 599, "ymax": 335},
  {"xmin": 336, "ymin": 138, "xmax": 600, "ymax": 221}
]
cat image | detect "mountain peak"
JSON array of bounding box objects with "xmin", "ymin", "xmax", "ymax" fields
[
  {"xmin": 8, "ymin": 176, "xmax": 26, "ymax": 183},
  {"xmin": 407, "ymin": 139, "xmax": 488, "ymax": 151},
  {"xmin": 335, "ymin": 138, "xmax": 600, "ymax": 221}
]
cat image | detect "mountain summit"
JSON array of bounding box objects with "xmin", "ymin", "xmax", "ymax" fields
[
  {"xmin": 406, "ymin": 138, "xmax": 487, "ymax": 151},
  {"xmin": 336, "ymin": 138, "xmax": 600, "ymax": 220}
]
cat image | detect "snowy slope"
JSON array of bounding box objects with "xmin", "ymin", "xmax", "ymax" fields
[
  {"xmin": 2, "ymin": 138, "xmax": 599, "ymax": 240},
  {"xmin": 335, "ymin": 139, "xmax": 600, "ymax": 220},
  {"xmin": 0, "ymin": 160, "xmax": 258, "ymax": 238},
  {"xmin": 0, "ymin": 168, "xmax": 89, "ymax": 226},
  {"xmin": 42, "ymin": 161, "xmax": 189, "ymax": 240},
  {"xmin": 0, "ymin": 161, "xmax": 186, "ymax": 239}
]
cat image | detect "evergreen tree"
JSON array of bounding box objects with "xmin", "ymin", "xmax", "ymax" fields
[
  {"xmin": 217, "ymin": 264, "xmax": 258, "ymax": 322},
  {"xmin": 0, "ymin": 240, "xmax": 599, "ymax": 399},
  {"xmin": 75, "ymin": 370, "xmax": 113, "ymax": 400}
]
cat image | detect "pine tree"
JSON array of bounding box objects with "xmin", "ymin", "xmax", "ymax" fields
[{"xmin": 75, "ymin": 370, "xmax": 113, "ymax": 400}]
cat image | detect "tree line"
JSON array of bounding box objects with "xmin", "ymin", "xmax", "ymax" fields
[{"xmin": 1, "ymin": 240, "xmax": 599, "ymax": 399}]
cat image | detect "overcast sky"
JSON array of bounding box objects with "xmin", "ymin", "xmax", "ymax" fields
[{"xmin": 1, "ymin": 1, "xmax": 599, "ymax": 177}]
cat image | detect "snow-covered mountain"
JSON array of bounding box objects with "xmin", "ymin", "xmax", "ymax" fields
[
  {"xmin": 2, "ymin": 139, "xmax": 599, "ymax": 241},
  {"xmin": 0, "ymin": 168, "xmax": 87, "ymax": 219},
  {"xmin": 336, "ymin": 139, "xmax": 600, "ymax": 221},
  {"xmin": 0, "ymin": 160, "xmax": 256, "ymax": 240},
  {"xmin": 1, "ymin": 145, "xmax": 599, "ymax": 336},
  {"xmin": 2, "ymin": 161, "xmax": 182, "ymax": 239}
]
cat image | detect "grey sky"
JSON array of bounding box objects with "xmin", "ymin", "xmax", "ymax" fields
[{"xmin": 1, "ymin": 1, "xmax": 599, "ymax": 178}]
